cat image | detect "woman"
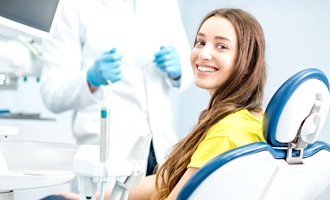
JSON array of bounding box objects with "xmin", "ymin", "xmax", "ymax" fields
[
  {"xmin": 53, "ymin": 8, "xmax": 267, "ymax": 200},
  {"xmin": 154, "ymin": 8, "xmax": 267, "ymax": 199}
]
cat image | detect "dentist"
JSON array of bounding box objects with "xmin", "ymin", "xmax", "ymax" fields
[{"xmin": 40, "ymin": 0, "xmax": 192, "ymax": 181}]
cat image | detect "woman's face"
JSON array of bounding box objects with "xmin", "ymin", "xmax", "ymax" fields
[{"xmin": 190, "ymin": 16, "xmax": 238, "ymax": 96}]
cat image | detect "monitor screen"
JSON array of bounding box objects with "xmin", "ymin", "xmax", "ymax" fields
[{"xmin": 0, "ymin": 0, "xmax": 61, "ymax": 39}]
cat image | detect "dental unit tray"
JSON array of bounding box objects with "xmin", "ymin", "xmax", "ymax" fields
[{"xmin": 0, "ymin": 140, "xmax": 79, "ymax": 198}]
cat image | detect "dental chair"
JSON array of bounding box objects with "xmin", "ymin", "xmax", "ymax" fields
[{"xmin": 177, "ymin": 68, "xmax": 330, "ymax": 200}]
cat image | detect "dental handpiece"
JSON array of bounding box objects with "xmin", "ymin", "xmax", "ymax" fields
[
  {"xmin": 100, "ymin": 103, "xmax": 110, "ymax": 163},
  {"xmin": 100, "ymin": 81, "xmax": 112, "ymax": 163}
]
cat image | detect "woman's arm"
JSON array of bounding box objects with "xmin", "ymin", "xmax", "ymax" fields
[
  {"xmin": 57, "ymin": 175, "xmax": 156, "ymax": 200},
  {"xmin": 100, "ymin": 175, "xmax": 157, "ymax": 200},
  {"xmin": 123, "ymin": 175, "xmax": 156, "ymax": 200},
  {"xmin": 167, "ymin": 167, "xmax": 198, "ymax": 200}
]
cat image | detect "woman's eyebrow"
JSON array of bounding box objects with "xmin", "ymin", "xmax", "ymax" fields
[
  {"xmin": 215, "ymin": 35, "xmax": 232, "ymax": 43},
  {"xmin": 197, "ymin": 32, "xmax": 232, "ymax": 43},
  {"xmin": 197, "ymin": 32, "xmax": 205, "ymax": 37}
]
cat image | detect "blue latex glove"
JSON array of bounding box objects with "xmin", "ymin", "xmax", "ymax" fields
[
  {"xmin": 154, "ymin": 46, "xmax": 181, "ymax": 79},
  {"xmin": 87, "ymin": 48, "xmax": 123, "ymax": 87}
]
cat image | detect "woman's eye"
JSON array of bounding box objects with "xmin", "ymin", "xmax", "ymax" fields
[
  {"xmin": 217, "ymin": 44, "xmax": 227, "ymax": 49},
  {"xmin": 195, "ymin": 41, "xmax": 205, "ymax": 46}
]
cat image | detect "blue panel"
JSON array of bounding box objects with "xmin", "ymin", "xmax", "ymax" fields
[
  {"xmin": 177, "ymin": 142, "xmax": 285, "ymax": 200},
  {"xmin": 304, "ymin": 141, "xmax": 330, "ymax": 157}
]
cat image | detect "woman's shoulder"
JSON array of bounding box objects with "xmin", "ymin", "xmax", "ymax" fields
[
  {"xmin": 208, "ymin": 109, "xmax": 263, "ymax": 135},
  {"xmin": 221, "ymin": 109, "xmax": 263, "ymax": 123}
]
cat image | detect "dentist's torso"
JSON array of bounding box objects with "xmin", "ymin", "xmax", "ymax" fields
[{"xmin": 64, "ymin": 0, "xmax": 192, "ymax": 164}]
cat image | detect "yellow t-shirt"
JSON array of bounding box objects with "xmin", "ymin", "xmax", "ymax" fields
[{"xmin": 187, "ymin": 109, "xmax": 265, "ymax": 168}]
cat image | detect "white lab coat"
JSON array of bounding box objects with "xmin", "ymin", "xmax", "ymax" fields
[{"xmin": 40, "ymin": 0, "xmax": 193, "ymax": 166}]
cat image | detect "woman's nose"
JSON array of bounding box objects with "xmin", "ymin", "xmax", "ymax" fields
[{"xmin": 198, "ymin": 46, "xmax": 212, "ymax": 61}]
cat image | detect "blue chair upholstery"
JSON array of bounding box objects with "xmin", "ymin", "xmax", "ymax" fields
[{"xmin": 177, "ymin": 68, "xmax": 330, "ymax": 200}]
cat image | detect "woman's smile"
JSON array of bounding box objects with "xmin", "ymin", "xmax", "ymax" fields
[{"xmin": 197, "ymin": 65, "xmax": 219, "ymax": 73}]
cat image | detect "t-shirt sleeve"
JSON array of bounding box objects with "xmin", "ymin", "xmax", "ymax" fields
[
  {"xmin": 187, "ymin": 133, "xmax": 235, "ymax": 169},
  {"xmin": 187, "ymin": 109, "xmax": 263, "ymax": 169}
]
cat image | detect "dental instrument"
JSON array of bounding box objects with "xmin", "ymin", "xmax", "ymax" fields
[
  {"xmin": 110, "ymin": 133, "xmax": 151, "ymax": 200},
  {"xmin": 120, "ymin": 42, "xmax": 174, "ymax": 72},
  {"xmin": 99, "ymin": 80, "xmax": 112, "ymax": 200},
  {"xmin": 73, "ymin": 80, "xmax": 151, "ymax": 200}
]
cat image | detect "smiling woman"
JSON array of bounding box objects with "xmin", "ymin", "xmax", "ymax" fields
[{"xmin": 154, "ymin": 8, "xmax": 267, "ymax": 200}]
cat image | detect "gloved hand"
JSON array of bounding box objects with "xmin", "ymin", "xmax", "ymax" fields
[
  {"xmin": 154, "ymin": 46, "xmax": 181, "ymax": 79},
  {"xmin": 87, "ymin": 48, "xmax": 123, "ymax": 87}
]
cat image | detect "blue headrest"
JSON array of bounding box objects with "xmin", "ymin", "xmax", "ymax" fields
[{"xmin": 263, "ymin": 68, "xmax": 329, "ymax": 147}]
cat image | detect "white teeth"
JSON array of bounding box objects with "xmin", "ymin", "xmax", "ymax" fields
[{"xmin": 197, "ymin": 66, "xmax": 217, "ymax": 72}]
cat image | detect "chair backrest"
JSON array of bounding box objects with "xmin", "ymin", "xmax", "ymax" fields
[{"xmin": 177, "ymin": 68, "xmax": 330, "ymax": 200}]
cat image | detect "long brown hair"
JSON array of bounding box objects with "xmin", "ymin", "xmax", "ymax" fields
[{"xmin": 152, "ymin": 8, "xmax": 267, "ymax": 199}]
